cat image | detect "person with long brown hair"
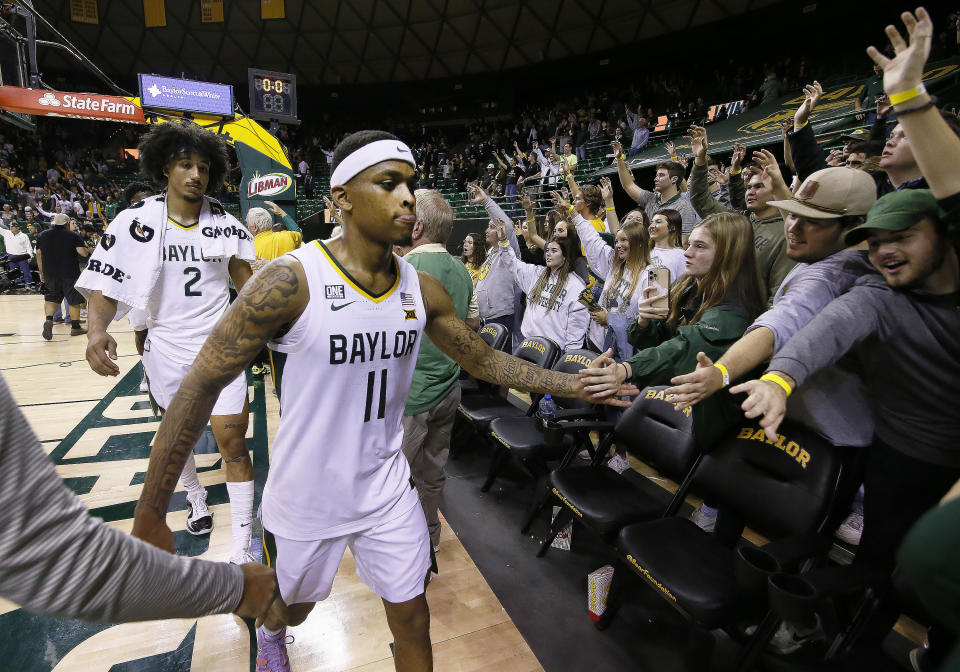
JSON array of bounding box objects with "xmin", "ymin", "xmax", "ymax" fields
[
  {"xmin": 581, "ymin": 211, "xmax": 765, "ymax": 447},
  {"xmin": 460, "ymin": 232, "xmax": 487, "ymax": 285},
  {"xmin": 495, "ymin": 222, "xmax": 589, "ymax": 351},
  {"xmin": 648, "ymin": 209, "xmax": 687, "ymax": 281}
]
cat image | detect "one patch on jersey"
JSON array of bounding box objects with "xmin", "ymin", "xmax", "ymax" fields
[
  {"xmin": 129, "ymin": 218, "xmax": 155, "ymax": 243},
  {"xmin": 100, "ymin": 234, "xmax": 116, "ymax": 250},
  {"xmin": 325, "ymin": 284, "xmax": 345, "ymax": 299}
]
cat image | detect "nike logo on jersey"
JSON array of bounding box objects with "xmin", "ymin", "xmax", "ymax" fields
[
  {"xmin": 240, "ymin": 522, "xmax": 251, "ymax": 528},
  {"xmin": 331, "ymin": 301, "xmax": 356, "ymax": 311}
]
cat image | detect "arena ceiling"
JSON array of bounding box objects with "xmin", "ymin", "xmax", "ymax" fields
[{"xmin": 28, "ymin": 0, "xmax": 782, "ymax": 89}]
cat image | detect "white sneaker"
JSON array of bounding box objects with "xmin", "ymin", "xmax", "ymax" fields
[
  {"xmin": 767, "ymin": 615, "xmax": 825, "ymax": 654},
  {"xmin": 689, "ymin": 504, "xmax": 717, "ymax": 533},
  {"xmin": 230, "ymin": 550, "xmax": 258, "ymax": 565},
  {"xmin": 185, "ymin": 491, "xmax": 213, "ymax": 535},
  {"xmin": 834, "ymin": 511, "xmax": 863, "ymax": 546},
  {"xmin": 606, "ymin": 453, "xmax": 631, "ymax": 473}
]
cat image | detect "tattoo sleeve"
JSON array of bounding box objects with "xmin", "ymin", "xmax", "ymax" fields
[
  {"xmin": 135, "ymin": 260, "xmax": 304, "ymax": 520},
  {"xmin": 429, "ymin": 314, "xmax": 581, "ymax": 397}
]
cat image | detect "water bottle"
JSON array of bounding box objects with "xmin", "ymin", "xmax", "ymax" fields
[{"xmin": 538, "ymin": 394, "xmax": 557, "ymax": 431}]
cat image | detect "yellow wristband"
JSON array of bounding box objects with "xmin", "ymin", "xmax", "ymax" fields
[
  {"xmin": 888, "ymin": 84, "xmax": 926, "ymax": 106},
  {"xmin": 730, "ymin": 168, "xmax": 741, "ymax": 176},
  {"xmin": 761, "ymin": 373, "xmax": 793, "ymax": 397},
  {"xmin": 713, "ymin": 362, "xmax": 730, "ymax": 388},
  {"xmin": 617, "ymin": 154, "xmax": 626, "ymax": 161},
  {"xmin": 526, "ymin": 218, "xmax": 535, "ymax": 223},
  {"xmin": 605, "ymin": 206, "xmax": 615, "ymax": 211},
  {"xmin": 671, "ymin": 155, "xmax": 679, "ymax": 160},
  {"xmin": 793, "ymin": 120, "xmax": 808, "ymax": 133},
  {"xmin": 498, "ymin": 240, "xmax": 510, "ymax": 247},
  {"xmin": 567, "ymin": 205, "xmax": 575, "ymax": 214}
]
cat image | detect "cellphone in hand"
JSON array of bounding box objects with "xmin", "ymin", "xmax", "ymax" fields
[{"xmin": 647, "ymin": 267, "xmax": 670, "ymax": 311}]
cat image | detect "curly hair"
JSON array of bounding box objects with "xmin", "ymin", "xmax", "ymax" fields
[{"xmin": 137, "ymin": 121, "xmax": 230, "ymax": 194}]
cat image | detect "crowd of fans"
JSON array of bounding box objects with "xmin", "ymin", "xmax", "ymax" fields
[{"xmin": 439, "ymin": 9, "xmax": 959, "ymax": 669}]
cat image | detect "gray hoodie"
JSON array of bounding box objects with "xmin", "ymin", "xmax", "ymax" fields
[{"xmin": 474, "ymin": 197, "xmax": 520, "ymax": 319}]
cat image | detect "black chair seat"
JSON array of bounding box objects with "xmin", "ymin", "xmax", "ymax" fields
[
  {"xmin": 459, "ymin": 394, "xmax": 526, "ymax": 431},
  {"xmin": 489, "ymin": 417, "xmax": 573, "ymax": 460},
  {"xmin": 549, "ymin": 467, "xmax": 670, "ymax": 542},
  {"xmin": 617, "ymin": 518, "xmax": 746, "ymax": 629}
]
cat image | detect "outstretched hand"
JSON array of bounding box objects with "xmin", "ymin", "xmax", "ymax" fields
[
  {"xmin": 752, "ymin": 148, "xmax": 791, "ymax": 199},
  {"xmin": 730, "ymin": 143, "xmax": 746, "ymax": 172},
  {"xmin": 866, "ymin": 7, "xmax": 932, "ymax": 97},
  {"xmin": 730, "ymin": 377, "xmax": 789, "ymax": 438},
  {"xmin": 794, "ymin": 81, "xmax": 823, "ymax": 128},
  {"xmin": 665, "ymin": 352, "xmax": 722, "ymax": 411},
  {"xmin": 578, "ymin": 349, "xmax": 639, "ymax": 407},
  {"xmin": 467, "ymin": 183, "xmax": 487, "ymax": 204},
  {"xmin": 684, "ymin": 125, "xmax": 708, "ymax": 165},
  {"xmin": 323, "ymin": 196, "xmax": 343, "ymax": 227}
]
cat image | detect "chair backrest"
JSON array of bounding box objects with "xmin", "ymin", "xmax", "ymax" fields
[
  {"xmin": 613, "ymin": 385, "xmax": 697, "ymax": 480},
  {"xmin": 550, "ymin": 349, "xmax": 598, "ymax": 409},
  {"xmin": 478, "ymin": 322, "xmax": 509, "ymax": 351},
  {"xmin": 693, "ymin": 419, "xmax": 845, "ymax": 539},
  {"xmin": 513, "ymin": 335, "xmax": 561, "ymax": 370}
]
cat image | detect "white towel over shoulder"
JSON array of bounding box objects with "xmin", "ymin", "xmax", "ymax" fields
[{"xmin": 76, "ymin": 194, "xmax": 254, "ymax": 320}]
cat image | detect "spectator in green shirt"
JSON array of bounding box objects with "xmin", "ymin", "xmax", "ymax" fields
[{"xmin": 399, "ymin": 189, "xmax": 479, "ymax": 550}]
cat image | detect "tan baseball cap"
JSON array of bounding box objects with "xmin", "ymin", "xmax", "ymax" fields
[{"xmin": 768, "ymin": 167, "xmax": 877, "ymax": 219}]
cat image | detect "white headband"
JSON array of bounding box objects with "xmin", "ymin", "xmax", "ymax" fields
[{"xmin": 330, "ymin": 139, "xmax": 417, "ymax": 187}]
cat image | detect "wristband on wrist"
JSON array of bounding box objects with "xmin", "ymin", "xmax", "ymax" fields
[
  {"xmin": 605, "ymin": 206, "xmax": 616, "ymax": 211},
  {"xmin": 713, "ymin": 362, "xmax": 730, "ymax": 388},
  {"xmin": 794, "ymin": 120, "xmax": 808, "ymax": 132},
  {"xmin": 760, "ymin": 373, "xmax": 793, "ymax": 397},
  {"xmin": 620, "ymin": 362, "xmax": 629, "ymax": 381},
  {"xmin": 617, "ymin": 154, "xmax": 626, "ymax": 161},
  {"xmin": 894, "ymin": 97, "xmax": 938, "ymax": 117},
  {"xmin": 498, "ymin": 239, "xmax": 509, "ymax": 246},
  {"xmin": 567, "ymin": 205, "xmax": 575, "ymax": 214},
  {"xmin": 888, "ymin": 84, "xmax": 927, "ymax": 106},
  {"xmin": 730, "ymin": 168, "xmax": 742, "ymax": 176}
]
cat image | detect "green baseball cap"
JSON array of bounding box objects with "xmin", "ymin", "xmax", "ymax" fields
[{"xmin": 845, "ymin": 189, "xmax": 939, "ymax": 245}]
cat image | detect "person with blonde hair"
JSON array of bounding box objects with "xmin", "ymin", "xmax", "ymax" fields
[
  {"xmin": 581, "ymin": 211, "xmax": 765, "ymax": 447},
  {"xmin": 556, "ymin": 192, "xmax": 651, "ymax": 357}
]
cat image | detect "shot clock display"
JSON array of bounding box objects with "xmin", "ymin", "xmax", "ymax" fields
[{"xmin": 247, "ymin": 68, "xmax": 297, "ymax": 121}]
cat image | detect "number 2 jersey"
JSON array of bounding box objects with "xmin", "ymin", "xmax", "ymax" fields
[
  {"xmin": 147, "ymin": 214, "xmax": 254, "ymax": 364},
  {"xmin": 263, "ymin": 240, "xmax": 427, "ymax": 541}
]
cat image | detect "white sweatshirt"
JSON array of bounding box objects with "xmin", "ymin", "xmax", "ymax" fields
[
  {"xmin": 651, "ymin": 246, "xmax": 687, "ymax": 286},
  {"xmin": 498, "ymin": 241, "xmax": 588, "ymax": 351},
  {"xmin": 572, "ymin": 214, "xmax": 650, "ymax": 349}
]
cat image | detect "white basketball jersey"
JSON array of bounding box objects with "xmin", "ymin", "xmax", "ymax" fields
[
  {"xmin": 263, "ymin": 240, "xmax": 427, "ymax": 540},
  {"xmin": 146, "ymin": 216, "xmax": 236, "ymax": 364}
]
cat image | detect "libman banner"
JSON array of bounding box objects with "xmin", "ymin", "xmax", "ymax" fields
[
  {"xmin": 591, "ymin": 56, "xmax": 960, "ymax": 176},
  {"xmin": 236, "ymin": 140, "xmax": 296, "ymax": 221}
]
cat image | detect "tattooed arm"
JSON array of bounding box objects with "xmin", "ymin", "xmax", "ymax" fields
[
  {"xmin": 228, "ymin": 256, "xmax": 253, "ymax": 291},
  {"xmin": 420, "ymin": 271, "xmax": 636, "ymax": 403},
  {"xmin": 132, "ymin": 258, "xmax": 308, "ymax": 552}
]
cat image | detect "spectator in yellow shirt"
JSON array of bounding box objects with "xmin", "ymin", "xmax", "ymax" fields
[{"xmin": 247, "ymin": 201, "xmax": 302, "ymax": 272}]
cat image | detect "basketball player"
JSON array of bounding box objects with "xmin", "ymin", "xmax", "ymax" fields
[
  {"xmin": 130, "ymin": 130, "xmax": 636, "ymax": 672},
  {"xmin": 79, "ymin": 121, "xmax": 258, "ymax": 565}
]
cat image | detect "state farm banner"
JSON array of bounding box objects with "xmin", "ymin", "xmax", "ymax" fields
[{"xmin": 0, "ymin": 86, "xmax": 145, "ymax": 123}]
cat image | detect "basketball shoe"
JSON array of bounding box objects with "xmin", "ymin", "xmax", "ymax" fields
[
  {"xmin": 257, "ymin": 626, "xmax": 293, "ymax": 672},
  {"xmin": 230, "ymin": 549, "xmax": 258, "ymax": 565},
  {"xmin": 185, "ymin": 491, "xmax": 213, "ymax": 535}
]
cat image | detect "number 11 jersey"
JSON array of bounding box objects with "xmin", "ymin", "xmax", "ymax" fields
[{"xmin": 264, "ymin": 240, "xmax": 427, "ymax": 541}]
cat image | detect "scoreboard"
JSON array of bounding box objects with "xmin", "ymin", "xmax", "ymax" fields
[{"xmin": 247, "ymin": 68, "xmax": 297, "ymax": 121}]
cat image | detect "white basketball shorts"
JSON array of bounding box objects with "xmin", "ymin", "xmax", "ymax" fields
[
  {"xmin": 265, "ymin": 499, "xmax": 431, "ymax": 605},
  {"xmin": 142, "ymin": 345, "xmax": 247, "ymax": 416}
]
